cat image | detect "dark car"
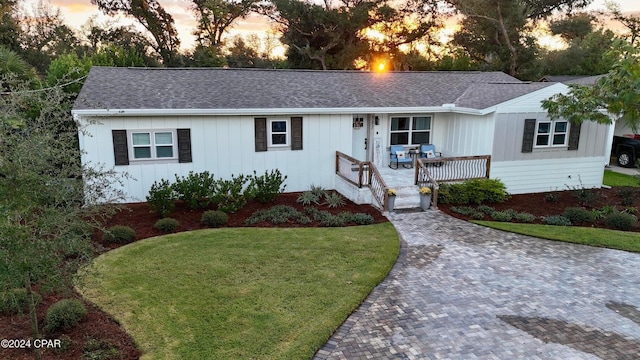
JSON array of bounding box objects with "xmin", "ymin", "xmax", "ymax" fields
[{"xmin": 612, "ymin": 135, "xmax": 640, "ymax": 167}]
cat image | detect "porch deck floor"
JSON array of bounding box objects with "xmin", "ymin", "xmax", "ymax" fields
[{"xmin": 377, "ymin": 164, "xmax": 417, "ymax": 189}]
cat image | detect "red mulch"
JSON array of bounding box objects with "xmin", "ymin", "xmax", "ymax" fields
[
  {"xmin": 1, "ymin": 192, "xmax": 387, "ymax": 360},
  {"xmin": 439, "ymin": 187, "xmax": 640, "ymax": 231}
]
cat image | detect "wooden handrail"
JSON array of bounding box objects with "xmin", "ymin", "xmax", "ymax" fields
[{"xmin": 335, "ymin": 151, "xmax": 389, "ymax": 210}]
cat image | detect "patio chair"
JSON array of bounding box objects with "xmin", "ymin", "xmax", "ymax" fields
[
  {"xmin": 420, "ymin": 144, "xmax": 443, "ymax": 167},
  {"xmin": 389, "ymin": 145, "xmax": 413, "ymax": 169}
]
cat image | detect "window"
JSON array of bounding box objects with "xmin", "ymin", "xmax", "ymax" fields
[
  {"xmin": 131, "ymin": 130, "xmax": 176, "ymax": 160},
  {"xmin": 112, "ymin": 129, "xmax": 191, "ymax": 165},
  {"xmin": 269, "ymin": 119, "xmax": 289, "ymax": 147},
  {"xmin": 390, "ymin": 116, "xmax": 431, "ymax": 145},
  {"xmin": 535, "ymin": 120, "xmax": 568, "ymax": 147}
]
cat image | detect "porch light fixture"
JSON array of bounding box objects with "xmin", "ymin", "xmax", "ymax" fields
[{"xmin": 375, "ymin": 116, "xmax": 380, "ymax": 125}]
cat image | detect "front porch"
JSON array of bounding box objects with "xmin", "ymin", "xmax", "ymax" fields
[{"xmin": 335, "ymin": 151, "xmax": 491, "ymax": 211}]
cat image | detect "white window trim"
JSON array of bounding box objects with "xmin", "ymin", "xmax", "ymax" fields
[
  {"xmin": 534, "ymin": 120, "xmax": 569, "ymax": 148},
  {"xmin": 268, "ymin": 119, "xmax": 290, "ymax": 148},
  {"xmin": 128, "ymin": 129, "xmax": 178, "ymax": 162},
  {"xmin": 389, "ymin": 115, "xmax": 432, "ymax": 146}
]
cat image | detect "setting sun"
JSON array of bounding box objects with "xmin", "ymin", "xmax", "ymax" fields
[{"xmin": 377, "ymin": 61, "xmax": 386, "ymax": 72}]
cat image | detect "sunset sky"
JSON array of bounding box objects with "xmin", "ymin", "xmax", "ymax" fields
[{"xmin": 23, "ymin": 0, "xmax": 640, "ymax": 51}]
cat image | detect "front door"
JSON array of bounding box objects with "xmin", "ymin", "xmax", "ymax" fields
[{"xmin": 351, "ymin": 115, "xmax": 369, "ymax": 161}]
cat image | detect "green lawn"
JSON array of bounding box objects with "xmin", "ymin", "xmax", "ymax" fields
[
  {"xmin": 603, "ymin": 169, "xmax": 640, "ymax": 187},
  {"xmin": 77, "ymin": 224, "xmax": 399, "ymax": 360},
  {"xmin": 473, "ymin": 221, "xmax": 640, "ymax": 253}
]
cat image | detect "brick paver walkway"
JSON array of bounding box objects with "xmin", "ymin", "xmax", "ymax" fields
[{"xmin": 314, "ymin": 211, "xmax": 640, "ymax": 359}]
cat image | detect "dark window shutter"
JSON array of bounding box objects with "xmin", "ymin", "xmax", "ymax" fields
[
  {"xmin": 177, "ymin": 129, "xmax": 192, "ymax": 163},
  {"xmin": 112, "ymin": 130, "xmax": 129, "ymax": 165},
  {"xmin": 521, "ymin": 119, "xmax": 536, "ymax": 153},
  {"xmin": 255, "ymin": 118, "xmax": 267, "ymax": 152},
  {"xmin": 568, "ymin": 122, "xmax": 581, "ymax": 150},
  {"xmin": 291, "ymin": 117, "xmax": 303, "ymax": 150}
]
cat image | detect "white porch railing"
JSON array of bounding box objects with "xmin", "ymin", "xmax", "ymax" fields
[
  {"xmin": 336, "ymin": 151, "xmax": 389, "ymax": 210},
  {"xmin": 415, "ymin": 155, "xmax": 491, "ymax": 209}
]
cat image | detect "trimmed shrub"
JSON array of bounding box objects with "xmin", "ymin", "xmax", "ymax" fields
[
  {"xmin": 212, "ymin": 174, "xmax": 253, "ymax": 213},
  {"xmin": 438, "ymin": 179, "xmax": 508, "ymax": 205},
  {"xmin": 562, "ymin": 207, "xmax": 595, "ymax": 224},
  {"xmin": 350, "ymin": 213, "xmax": 375, "ymax": 225},
  {"xmin": 146, "ymin": 179, "xmax": 176, "ymax": 217},
  {"xmin": 514, "ymin": 212, "xmax": 536, "ymax": 223},
  {"xmin": 476, "ymin": 205, "xmax": 496, "ymax": 215},
  {"xmin": 543, "ymin": 215, "xmax": 572, "ymax": 226},
  {"xmin": 0, "ymin": 288, "xmax": 42, "ymax": 315},
  {"xmin": 324, "ymin": 192, "xmax": 346, "ymax": 208},
  {"xmin": 154, "ymin": 218, "xmax": 180, "ymax": 233},
  {"xmin": 173, "ymin": 171, "xmax": 216, "ymax": 209},
  {"xmin": 251, "ymin": 169, "xmax": 287, "ymax": 203},
  {"xmin": 605, "ymin": 212, "xmax": 637, "ymax": 231},
  {"xmin": 449, "ymin": 206, "xmax": 476, "ymax": 216},
  {"xmin": 44, "ymin": 299, "xmax": 87, "ymax": 332},
  {"xmin": 103, "ymin": 225, "xmax": 136, "ymax": 244},
  {"xmin": 471, "ymin": 211, "xmax": 485, "ymax": 220},
  {"xmin": 245, "ymin": 205, "xmax": 311, "ymax": 225},
  {"xmin": 201, "ymin": 210, "xmax": 228, "ymax": 228},
  {"xmin": 491, "ymin": 210, "xmax": 515, "ymax": 222}
]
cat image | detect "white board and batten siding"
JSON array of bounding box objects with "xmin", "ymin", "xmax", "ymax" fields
[
  {"xmin": 78, "ymin": 114, "xmax": 353, "ymax": 202},
  {"xmin": 433, "ymin": 113, "xmax": 495, "ymax": 157}
]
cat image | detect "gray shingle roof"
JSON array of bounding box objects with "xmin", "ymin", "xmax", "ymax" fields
[{"xmin": 73, "ymin": 67, "xmax": 555, "ymax": 112}]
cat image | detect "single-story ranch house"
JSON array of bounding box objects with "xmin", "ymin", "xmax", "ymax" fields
[{"xmin": 72, "ymin": 67, "xmax": 611, "ymax": 205}]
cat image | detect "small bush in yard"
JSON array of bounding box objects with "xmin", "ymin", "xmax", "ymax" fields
[
  {"xmin": 476, "ymin": 205, "xmax": 496, "ymax": 215},
  {"xmin": 212, "ymin": 174, "xmax": 253, "ymax": 213},
  {"xmin": 543, "ymin": 215, "xmax": 572, "ymax": 226},
  {"xmin": 618, "ymin": 188, "xmax": 636, "ymax": 206},
  {"xmin": 201, "ymin": 210, "xmax": 228, "ymax": 227},
  {"xmin": 450, "ymin": 206, "xmax": 476, "ymax": 216},
  {"xmin": 154, "ymin": 218, "xmax": 180, "ymax": 233},
  {"xmin": 297, "ymin": 191, "xmax": 321, "ymax": 205},
  {"xmin": 324, "ymin": 192, "xmax": 346, "ymax": 208},
  {"xmin": 514, "ymin": 212, "xmax": 536, "ymax": 223},
  {"xmin": 605, "ymin": 212, "xmax": 637, "ymax": 230},
  {"xmin": 45, "ymin": 299, "xmax": 87, "ymax": 333},
  {"xmin": 438, "ymin": 179, "xmax": 508, "ymax": 205},
  {"xmin": 350, "ymin": 213, "xmax": 375, "ymax": 225},
  {"xmin": 562, "ymin": 207, "xmax": 595, "ymax": 224},
  {"xmin": 491, "ymin": 210, "xmax": 515, "ymax": 222},
  {"xmin": 545, "ymin": 192, "xmax": 559, "ymax": 203},
  {"xmin": 83, "ymin": 337, "xmax": 122, "ymax": 360},
  {"xmin": 251, "ymin": 169, "xmax": 287, "ymax": 203},
  {"xmin": 0, "ymin": 288, "xmax": 42, "ymax": 315},
  {"xmin": 173, "ymin": 171, "xmax": 216, "ymax": 209},
  {"xmin": 103, "ymin": 225, "xmax": 136, "ymax": 244},
  {"xmin": 146, "ymin": 179, "xmax": 176, "ymax": 217}
]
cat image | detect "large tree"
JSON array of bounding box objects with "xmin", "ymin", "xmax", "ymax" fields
[
  {"xmin": 448, "ymin": 0, "xmax": 593, "ymax": 78},
  {"xmin": 0, "ymin": 0, "xmax": 21, "ymax": 52},
  {"xmin": 265, "ymin": 0, "xmax": 378, "ymax": 69},
  {"xmin": 542, "ymin": 40, "xmax": 640, "ymax": 132},
  {"xmin": 91, "ymin": 0, "xmax": 182, "ymax": 66},
  {"xmin": 18, "ymin": 1, "xmax": 79, "ymax": 74},
  {"xmin": 191, "ymin": 0, "xmax": 260, "ymax": 47},
  {"xmin": 541, "ymin": 14, "xmax": 617, "ymax": 76},
  {"xmin": 0, "ymin": 72, "xmax": 125, "ymax": 358}
]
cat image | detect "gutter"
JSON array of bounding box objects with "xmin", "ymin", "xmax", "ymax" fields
[{"xmin": 71, "ymin": 106, "xmax": 487, "ymax": 117}]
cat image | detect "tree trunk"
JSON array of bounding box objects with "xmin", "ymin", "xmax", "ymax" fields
[
  {"xmin": 24, "ymin": 274, "xmax": 41, "ymax": 360},
  {"xmin": 496, "ymin": 5, "xmax": 518, "ymax": 77}
]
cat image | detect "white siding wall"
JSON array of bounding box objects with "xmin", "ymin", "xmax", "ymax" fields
[
  {"xmin": 432, "ymin": 113, "xmax": 495, "ymax": 156},
  {"xmin": 491, "ymin": 157, "xmax": 605, "ymax": 194},
  {"xmin": 79, "ymin": 114, "xmax": 352, "ymax": 202}
]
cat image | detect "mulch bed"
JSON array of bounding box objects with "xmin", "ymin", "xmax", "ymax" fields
[
  {"xmin": 439, "ymin": 187, "xmax": 640, "ymax": 231},
  {"xmin": 1, "ymin": 192, "xmax": 387, "ymax": 360}
]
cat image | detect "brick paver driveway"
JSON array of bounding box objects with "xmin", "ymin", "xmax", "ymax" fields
[{"xmin": 315, "ymin": 211, "xmax": 640, "ymax": 360}]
